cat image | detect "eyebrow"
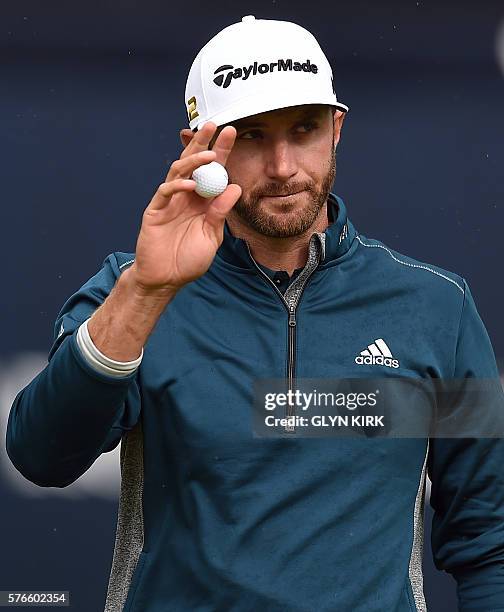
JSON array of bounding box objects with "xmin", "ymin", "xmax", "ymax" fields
[{"xmin": 230, "ymin": 108, "xmax": 325, "ymax": 131}]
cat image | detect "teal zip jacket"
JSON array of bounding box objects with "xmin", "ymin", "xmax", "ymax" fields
[{"xmin": 6, "ymin": 193, "xmax": 504, "ymax": 611}]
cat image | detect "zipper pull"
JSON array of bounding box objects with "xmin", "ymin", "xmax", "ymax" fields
[{"xmin": 288, "ymin": 305, "xmax": 296, "ymax": 327}]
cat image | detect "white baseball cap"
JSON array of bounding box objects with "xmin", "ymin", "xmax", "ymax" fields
[{"xmin": 185, "ymin": 15, "xmax": 349, "ymax": 131}]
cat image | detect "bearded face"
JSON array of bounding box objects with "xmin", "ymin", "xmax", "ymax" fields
[
  {"xmin": 228, "ymin": 134, "xmax": 336, "ymax": 238},
  {"xmin": 222, "ymin": 104, "xmax": 340, "ymax": 238}
]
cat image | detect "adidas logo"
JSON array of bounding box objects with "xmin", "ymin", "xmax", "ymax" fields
[
  {"xmin": 57, "ymin": 322, "xmax": 65, "ymax": 339},
  {"xmin": 213, "ymin": 58, "xmax": 318, "ymax": 89},
  {"xmin": 355, "ymin": 338, "xmax": 400, "ymax": 369}
]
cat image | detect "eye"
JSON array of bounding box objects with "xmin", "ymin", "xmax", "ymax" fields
[
  {"xmin": 295, "ymin": 121, "xmax": 318, "ymax": 133},
  {"xmin": 237, "ymin": 121, "xmax": 319, "ymax": 140},
  {"xmin": 238, "ymin": 130, "xmax": 262, "ymax": 140}
]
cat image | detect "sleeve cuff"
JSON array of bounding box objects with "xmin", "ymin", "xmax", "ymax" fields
[{"xmin": 76, "ymin": 318, "xmax": 143, "ymax": 378}]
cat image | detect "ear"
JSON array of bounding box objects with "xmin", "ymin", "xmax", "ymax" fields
[
  {"xmin": 180, "ymin": 128, "xmax": 195, "ymax": 148},
  {"xmin": 333, "ymin": 110, "xmax": 346, "ymax": 148}
]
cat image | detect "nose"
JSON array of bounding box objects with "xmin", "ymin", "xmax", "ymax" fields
[{"xmin": 264, "ymin": 138, "xmax": 298, "ymax": 182}]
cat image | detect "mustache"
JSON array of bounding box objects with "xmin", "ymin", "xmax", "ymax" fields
[{"xmin": 252, "ymin": 182, "xmax": 314, "ymax": 198}]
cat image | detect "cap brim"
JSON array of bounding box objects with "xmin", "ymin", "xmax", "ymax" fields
[{"xmin": 193, "ymin": 92, "xmax": 349, "ymax": 131}]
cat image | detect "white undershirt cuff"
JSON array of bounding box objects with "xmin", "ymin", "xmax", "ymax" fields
[{"xmin": 76, "ymin": 317, "xmax": 143, "ymax": 378}]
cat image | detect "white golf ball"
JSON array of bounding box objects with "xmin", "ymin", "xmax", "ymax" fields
[{"xmin": 191, "ymin": 161, "xmax": 228, "ymax": 198}]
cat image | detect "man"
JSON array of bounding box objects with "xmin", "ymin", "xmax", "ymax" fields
[{"xmin": 6, "ymin": 15, "xmax": 504, "ymax": 612}]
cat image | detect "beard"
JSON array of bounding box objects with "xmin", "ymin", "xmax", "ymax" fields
[{"xmin": 228, "ymin": 138, "xmax": 336, "ymax": 238}]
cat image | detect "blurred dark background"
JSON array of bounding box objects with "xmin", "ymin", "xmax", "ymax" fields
[{"xmin": 1, "ymin": 1, "xmax": 503, "ymax": 610}]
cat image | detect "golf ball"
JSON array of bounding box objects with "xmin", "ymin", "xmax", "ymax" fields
[{"xmin": 191, "ymin": 161, "xmax": 228, "ymax": 198}]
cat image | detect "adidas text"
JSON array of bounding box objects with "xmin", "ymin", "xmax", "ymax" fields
[{"xmin": 355, "ymin": 355, "xmax": 400, "ymax": 369}]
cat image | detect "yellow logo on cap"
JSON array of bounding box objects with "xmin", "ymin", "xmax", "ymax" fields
[{"xmin": 187, "ymin": 96, "xmax": 199, "ymax": 122}]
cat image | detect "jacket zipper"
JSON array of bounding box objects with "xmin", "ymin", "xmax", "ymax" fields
[
  {"xmin": 245, "ymin": 241, "xmax": 322, "ymax": 433},
  {"xmin": 286, "ymin": 304, "xmax": 297, "ymax": 431}
]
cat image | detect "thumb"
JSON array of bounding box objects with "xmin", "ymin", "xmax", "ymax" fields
[{"xmin": 203, "ymin": 183, "xmax": 242, "ymax": 242}]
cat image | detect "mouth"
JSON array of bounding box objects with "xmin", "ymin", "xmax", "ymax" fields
[{"xmin": 262, "ymin": 190, "xmax": 304, "ymax": 199}]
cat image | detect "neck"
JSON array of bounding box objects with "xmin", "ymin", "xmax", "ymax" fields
[{"xmin": 225, "ymin": 201, "xmax": 330, "ymax": 276}]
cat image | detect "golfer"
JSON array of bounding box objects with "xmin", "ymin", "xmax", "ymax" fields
[{"xmin": 7, "ymin": 15, "xmax": 504, "ymax": 612}]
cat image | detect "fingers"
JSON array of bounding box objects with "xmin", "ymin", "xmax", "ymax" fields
[
  {"xmin": 180, "ymin": 121, "xmax": 237, "ymax": 168},
  {"xmin": 210, "ymin": 125, "xmax": 237, "ymax": 167},
  {"xmin": 180, "ymin": 122, "xmax": 218, "ymax": 159},
  {"xmin": 147, "ymin": 121, "xmax": 238, "ymax": 216},
  {"xmin": 146, "ymin": 178, "xmax": 197, "ymax": 212},
  {"xmin": 165, "ymin": 149, "xmax": 216, "ymax": 182}
]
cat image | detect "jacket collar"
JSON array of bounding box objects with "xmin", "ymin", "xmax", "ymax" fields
[{"xmin": 216, "ymin": 192, "xmax": 356, "ymax": 270}]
